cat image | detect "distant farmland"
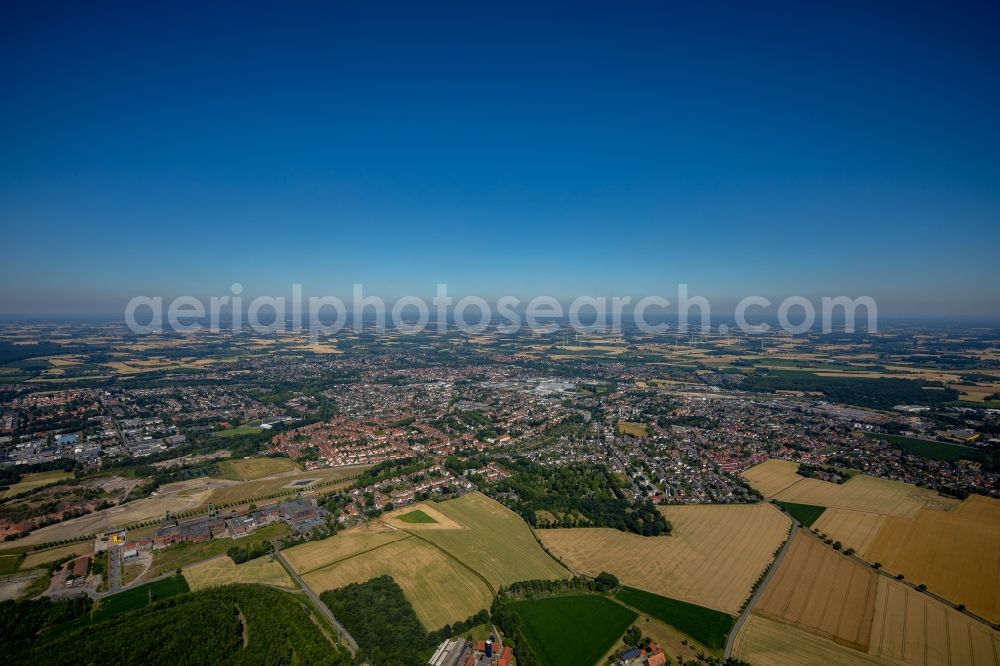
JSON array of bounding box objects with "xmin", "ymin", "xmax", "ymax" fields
[{"xmin": 284, "ymin": 526, "xmax": 408, "ymax": 573}]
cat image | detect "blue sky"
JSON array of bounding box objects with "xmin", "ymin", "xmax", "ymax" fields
[{"xmin": 1, "ymin": 1, "xmax": 998, "ymax": 316}]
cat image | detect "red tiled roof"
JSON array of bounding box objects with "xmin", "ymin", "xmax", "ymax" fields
[
  {"xmin": 70, "ymin": 556, "xmax": 89, "ymax": 577},
  {"xmin": 646, "ymin": 652, "xmax": 667, "ymax": 666}
]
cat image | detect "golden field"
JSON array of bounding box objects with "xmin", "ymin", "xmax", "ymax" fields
[
  {"xmin": 183, "ymin": 554, "xmax": 295, "ymax": 591},
  {"xmin": 284, "ymin": 525, "xmax": 409, "ymax": 574},
  {"xmin": 290, "ymin": 495, "xmax": 534, "ymax": 573},
  {"xmin": 869, "ymin": 576, "xmax": 1000, "ymax": 665},
  {"xmin": 755, "ymin": 530, "xmax": 878, "ymax": 650},
  {"xmin": 812, "ymin": 508, "xmax": 888, "ymax": 556},
  {"xmin": 732, "ymin": 614, "xmax": 886, "ymax": 666},
  {"xmin": 751, "ymin": 461, "xmax": 1000, "ymax": 621},
  {"xmin": 301, "ymin": 535, "xmax": 493, "ymax": 630},
  {"xmin": 539, "ymin": 503, "xmax": 791, "ymax": 614},
  {"xmin": 865, "ymin": 495, "xmax": 1000, "ymax": 624},
  {"xmin": 287, "ymin": 493, "xmax": 567, "ymax": 630},
  {"xmin": 739, "ymin": 529, "xmax": 1000, "ymax": 665},
  {"xmin": 743, "ymin": 460, "xmax": 958, "ymax": 517}
]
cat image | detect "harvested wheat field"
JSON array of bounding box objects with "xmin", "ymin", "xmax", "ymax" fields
[
  {"xmin": 732, "ymin": 614, "xmax": 886, "ymax": 666},
  {"xmin": 743, "ymin": 460, "xmax": 818, "ymax": 496},
  {"xmin": 283, "ymin": 525, "xmax": 409, "ymax": 574},
  {"xmin": 866, "ymin": 494, "xmax": 1000, "ymax": 623},
  {"xmin": 415, "ymin": 492, "xmax": 570, "ymax": 589},
  {"xmin": 869, "ymin": 576, "xmax": 1000, "ymax": 665},
  {"xmin": 183, "ymin": 555, "xmax": 295, "ymax": 591},
  {"xmin": 301, "ymin": 535, "xmax": 492, "ymax": 630},
  {"xmin": 812, "ymin": 508, "xmax": 888, "ymax": 557},
  {"xmin": 540, "ymin": 503, "xmax": 791, "ymax": 614},
  {"xmin": 743, "ymin": 460, "xmax": 958, "ymax": 517},
  {"xmin": 755, "ymin": 530, "xmax": 878, "ymax": 650}
]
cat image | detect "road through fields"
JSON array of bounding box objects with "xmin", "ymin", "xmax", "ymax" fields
[
  {"xmin": 275, "ymin": 551, "xmax": 358, "ymax": 655},
  {"xmin": 724, "ymin": 528, "xmax": 796, "ymax": 659}
]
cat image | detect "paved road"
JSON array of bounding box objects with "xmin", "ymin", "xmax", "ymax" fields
[
  {"xmin": 275, "ymin": 552, "xmax": 358, "ymax": 655},
  {"xmin": 724, "ymin": 526, "xmax": 798, "ymax": 660}
]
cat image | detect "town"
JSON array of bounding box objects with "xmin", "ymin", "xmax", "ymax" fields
[{"xmin": 1, "ymin": 320, "xmax": 998, "ymax": 666}]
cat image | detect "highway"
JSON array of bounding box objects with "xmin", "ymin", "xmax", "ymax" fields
[{"xmin": 275, "ymin": 552, "xmax": 359, "ymax": 655}]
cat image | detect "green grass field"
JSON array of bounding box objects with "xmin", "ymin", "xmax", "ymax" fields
[
  {"xmin": 947, "ymin": 399, "xmax": 1000, "ymax": 410},
  {"xmin": 0, "ymin": 553, "xmax": 25, "ymax": 575},
  {"xmin": 396, "ymin": 509, "xmax": 437, "ymax": 524},
  {"xmin": 2, "ymin": 470, "xmax": 73, "ymax": 498},
  {"xmin": 212, "ymin": 423, "xmax": 264, "ymax": 438},
  {"xmin": 95, "ymin": 575, "xmax": 190, "ymax": 621},
  {"xmin": 215, "ymin": 456, "xmax": 300, "ymax": 481},
  {"xmin": 775, "ymin": 501, "xmax": 826, "ymax": 527},
  {"xmin": 614, "ymin": 586, "xmax": 734, "ymax": 651},
  {"xmin": 47, "ymin": 575, "xmax": 191, "ymax": 636},
  {"xmin": 507, "ymin": 594, "xmax": 636, "ymax": 666},
  {"xmin": 865, "ymin": 432, "xmax": 975, "ymax": 462}
]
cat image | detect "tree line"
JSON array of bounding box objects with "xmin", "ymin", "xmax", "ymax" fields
[{"xmin": 320, "ymin": 575, "xmax": 488, "ymax": 666}]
